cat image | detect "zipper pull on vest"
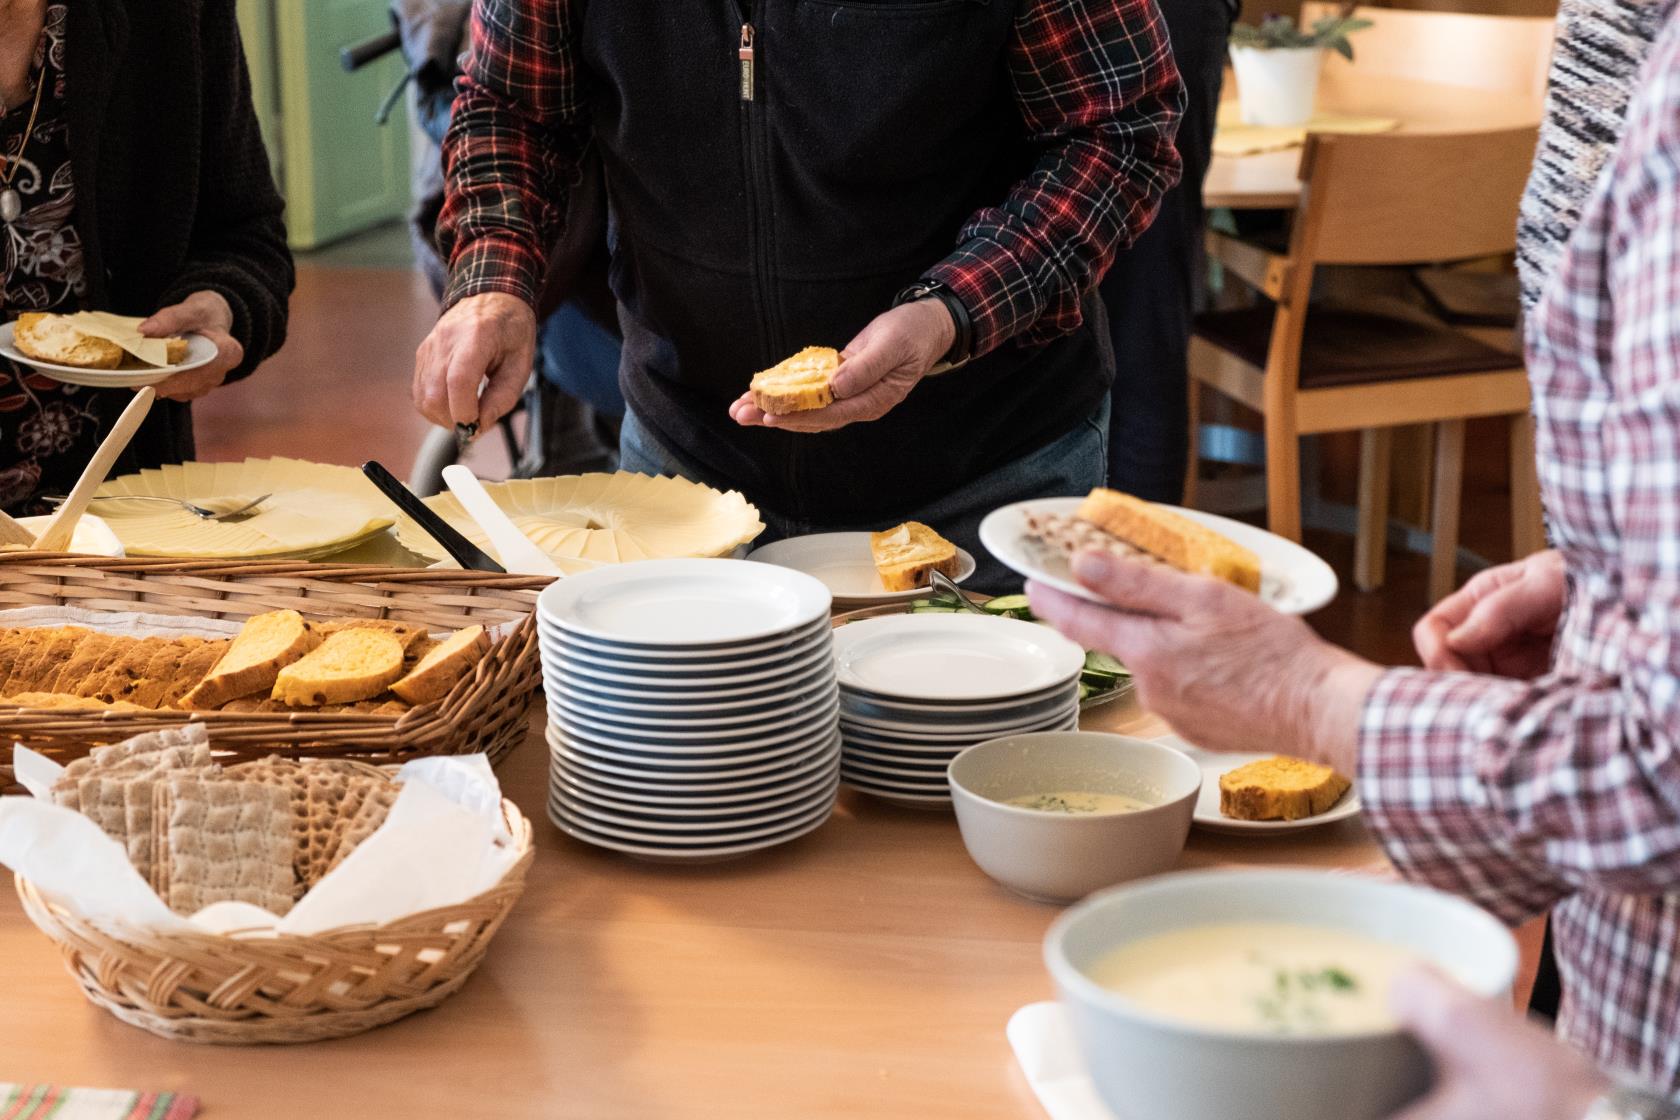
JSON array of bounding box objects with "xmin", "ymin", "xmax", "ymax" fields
[{"xmin": 738, "ymin": 24, "xmax": 755, "ymax": 101}]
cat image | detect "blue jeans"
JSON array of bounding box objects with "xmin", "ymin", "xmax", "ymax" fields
[{"xmin": 620, "ymin": 397, "xmax": 1110, "ymax": 594}]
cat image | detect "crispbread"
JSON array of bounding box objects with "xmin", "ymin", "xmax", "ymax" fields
[
  {"xmin": 157, "ymin": 777, "xmax": 295, "ymax": 917},
  {"xmin": 1074, "ymin": 489, "xmax": 1262, "ymax": 593},
  {"xmin": 322, "ymin": 782, "xmax": 398, "ymax": 875},
  {"xmin": 1218, "ymin": 756, "xmax": 1351, "ymax": 822},
  {"xmin": 227, "ymin": 757, "xmax": 310, "ymax": 894},
  {"xmin": 299, "ymin": 769, "xmax": 376, "ymax": 887},
  {"xmin": 749, "ymin": 346, "xmax": 839, "ymax": 414},
  {"xmin": 390, "ymin": 624, "xmax": 490, "ymax": 705},
  {"xmin": 122, "ymin": 777, "xmax": 161, "ymax": 886}
]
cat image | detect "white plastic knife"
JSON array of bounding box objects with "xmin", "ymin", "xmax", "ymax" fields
[{"xmin": 441, "ymin": 464, "xmax": 562, "ymax": 577}]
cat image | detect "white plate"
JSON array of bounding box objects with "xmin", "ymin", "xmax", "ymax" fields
[
  {"xmin": 553, "ymin": 689, "xmax": 836, "ymax": 732},
  {"xmin": 978, "ymin": 497, "xmax": 1339, "ymax": 615},
  {"xmin": 842, "ymin": 746, "xmax": 953, "ymax": 771},
  {"xmin": 839, "ymin": 715, "xmax": 1079, "ymax": 756},
  {"xmin": 542, "ymin": 638, "xmax": 835, "ymax": 691},
  {"xmin": 550, "ymin": 732, "xmax": 835, "ymax": 779},
  {"xmin": 538, "ymin": 558, "xmax": 831, "ymax": 645},
  {"xmin": 541, "ymin": 613, "xmax": 831, "ymax": 660},
  {"xmin": 550, "ymin": 707, "xmax": 839, "ymax": 759},
  {"xmin": 543, "ymin": 628, "xmax": 833, "ymax": 677},
  {"xmin": 842, "ymin": 786, "xmax": 952, "ymax": 810},
  {"xmin": 0, "ymin": 321, "xmax": 217, "ymax": 386},
  {"xmin": 1152, "ymin": 735, "xmax": 1363, "ymax": 834},
  {"xmin": 838, "ymin": 701, "xmax": 1080, "ymax": 740},
  {"xmin": 831, "ymin": 614, "xmax": 1083, "ymax": 702},
  {"xmin": 14, "ymin": 513, "xmax": 124, "ymax": 557},
  {"xmin": 840, "ymin": 754, "xmax": 954, "ymax": 782},
  {"xmin": 548, "ymin": 796, "xmax": 835, "ymax": 861},
  {"xmin": 552, "ymin": 738, "xmax": 841, "ymax": 797},
  {"xmin": 838, "ymin": 683, "xmax": 1078, "ymax": 719},
  {"xmin": 550, "ymin": 697, "xmax": 839, "ymax": 747},
  {"xmin": 552, "ymin": 766, "xmax": 838, "ymax": 816},
  {"xmin": 543, "ymin": 658, "xmax": 837, "ymax": 707},
  {"xmin": 552, "ymin": 780, "xmax": 837, "ymax": 835},
  {"xmin": 746, "ymin": 532, "xmax": 977, "ymax": 604},
  {"xmin": 544, "ymin": 671, "xmax": 836, "ymax": 718}
]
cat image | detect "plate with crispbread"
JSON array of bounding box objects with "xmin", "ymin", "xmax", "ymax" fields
[
  {"xmin": 1154, "ymin": 735, "xmax": 1362, "ymax": 834},
  {"xmin": 979, "ymin": 492, "xmax": 1338, "ymax": 615}
]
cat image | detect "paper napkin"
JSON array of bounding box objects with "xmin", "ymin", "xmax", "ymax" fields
[{"xmin": 1007, "ymin": 1002, "xmax": 1120, "ymax": 1120}]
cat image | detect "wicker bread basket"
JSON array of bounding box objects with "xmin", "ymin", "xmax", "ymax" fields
[
  {"xmin": 14, "ymin": 762, "xmax": 535, "ymax": 1044},
  {"xmin": 0, "ymin": 556, "xmax": 548, "ymax": 786}
]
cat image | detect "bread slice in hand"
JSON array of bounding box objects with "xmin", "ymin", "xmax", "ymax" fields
[
  {"xmin": 271, "ymin": 629, "xmax": 406, "ymax": 707},
  {"xmin": 750, "ymin": 346, "xmax": 839, "ymax": 414},
  {"xmin": 389, "ymin": 624, "xmax": 491, "ymax": 705},
  {"xmin": 14, "ymin": 312, "xmax": 125, "ymax": 370},
  {"xmin": 1218, "ymin": 756, "xmax": 1350, "ymax": 821},
  {"xmin": 1075, "ymin": 488, "xmax": 1262, "ymax": 593},
  {"xmin": 180, "ymin": 610, "xmax": 317, "ymax": 710},
  {"xmin": 870, "ymin": 521, "xmax": 961, "ymax": 592}
]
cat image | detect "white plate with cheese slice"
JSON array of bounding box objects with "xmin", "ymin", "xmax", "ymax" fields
[
  {"xmin": 0, "ymin": 319, "xmax": 217, "ymax": 387},
  {"xmin": 980, "ymin": 497, "xmax": 1339, "ymax": 615},
  {"xmin": 1153, "ymin": 735, "xmax": 1362, "ymax": 835},
  {"xmin": 747, "ymin": 531, "xmax": 977, "ymax": 605}
]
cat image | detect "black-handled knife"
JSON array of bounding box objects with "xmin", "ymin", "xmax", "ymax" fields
[{"xmin": 361, "ymin": 461, "xmax": 506, "ymax": 574}]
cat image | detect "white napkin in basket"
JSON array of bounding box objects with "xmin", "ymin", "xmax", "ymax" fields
[{"xmin": 0, "ymin": 748, "xmax": 521, "ymax": 936}]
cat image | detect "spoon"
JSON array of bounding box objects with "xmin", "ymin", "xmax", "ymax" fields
[
  {"xmin": 33, "ymin": 387, "xmax": 155, "ymax": 552},
  {"xmin": 441, "ymin": 465, "xmax": 562, "ymax": 577}
]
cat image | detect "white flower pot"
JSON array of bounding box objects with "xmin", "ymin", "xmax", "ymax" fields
[{"xmin": 1230, "ymin": 45, "xmax": 1323, "ymax": 127}]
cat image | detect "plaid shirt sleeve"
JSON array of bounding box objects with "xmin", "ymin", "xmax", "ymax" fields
[
  {"xmin": 436, "ymin": 0, "xmax": 589, "ymax": 311},
  {"xmin": 1356, "ymin": 49, "xmax": 1680, "ymax": 928},
  {"xmin": 925, "ymin": 0, "xmax": 1184, "ymax": 358}
]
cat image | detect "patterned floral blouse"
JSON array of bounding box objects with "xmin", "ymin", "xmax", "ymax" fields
[{"xmin": 0, "ymin": 5, "xmax": 104, "ymax": 513}]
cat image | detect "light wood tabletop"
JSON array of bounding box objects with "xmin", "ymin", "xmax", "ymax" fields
[
  {"xmin": 0, "ymin": 697, "xmax": 1424, "ymax": 1119},
  {"xmin": 1205, "ymin": 73, "xmax": 1544, "ymax": 210}
]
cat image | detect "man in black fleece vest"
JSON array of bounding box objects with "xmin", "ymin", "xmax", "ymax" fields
[{"xmin": 415, "ymin": 0, "xmax": 1183, "ymax": 590}]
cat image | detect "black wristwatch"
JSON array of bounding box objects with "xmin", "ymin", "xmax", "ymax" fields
[{"xmin": 893, "ymin": 279, "xmax": 973, "ymax": 371}]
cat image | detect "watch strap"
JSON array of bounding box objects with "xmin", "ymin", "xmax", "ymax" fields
[{"xmin": 893, "ymin": 280, "xmax": 972, "ymax": 370}]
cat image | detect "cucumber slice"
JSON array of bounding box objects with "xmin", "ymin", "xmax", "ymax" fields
[
  {"xmin": 1084, "ymin": 651, "xmax": 1130, "ymax": 677},
  {"xmin": 983, "ymin": 594, "xmax": 1031, "ymax": 614},
  {"xmin": 1078, "ymin": 682, "xmax": 1094, "ymax": 702},
  {"xmin": 909, "ymin": 599, "xmax": 942, "ymax": 610},
  {"xmin": 909, "ymin": 605, "xmax": 960, "ymax": 614},
  {"xmin": 1081, "ymin": 670, "xmax": 1119, "ymax": 690}
]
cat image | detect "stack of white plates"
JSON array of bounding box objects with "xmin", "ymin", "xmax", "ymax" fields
[
  {"xmin": 538, "ymin": 559, "xmax": 841, "ymax": 862},
  {"xmin": 832, "ymin": 615, "xmax": 1086, "ymax": 809}
]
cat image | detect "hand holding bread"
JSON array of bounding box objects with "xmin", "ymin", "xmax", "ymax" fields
[
  {"xmin": 729, "ymin": 298, "xmax": 956, "ymax": 433},
  {"xmin": 140, "ymin": 290, "xmax": 244, "ymax": 401}
]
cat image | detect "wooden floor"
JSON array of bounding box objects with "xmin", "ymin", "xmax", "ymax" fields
[{"xmin": 198, "ymin": 256, "xmax": 1522, "ymax": 671}]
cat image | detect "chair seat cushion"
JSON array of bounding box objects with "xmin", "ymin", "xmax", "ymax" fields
[{"xmin": 1192, "ymin": 305, "xmax": 1520, "ymax": 390}]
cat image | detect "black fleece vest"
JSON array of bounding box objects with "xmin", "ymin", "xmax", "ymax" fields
[{"xmin": 580, "ymin": 0, "xmax": 1111, "ymax": 523}]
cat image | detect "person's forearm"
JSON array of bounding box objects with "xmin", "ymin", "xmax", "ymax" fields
[{"xmin": 923, "ymin": 0, "xmax": 1184, "ymax": 358}]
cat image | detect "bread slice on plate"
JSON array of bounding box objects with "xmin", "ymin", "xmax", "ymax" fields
[
  {"xmin": 1218, "ymin": 756, "xmax": 1351, "ymax": 821},
  {"xmin": 870, "ymin": 521, "xmax": 961, "ymax": 592},
  {"xmin": 180, "ymin": 609, "xmax": 318, "ymax": 710},
  {"xmin": 750, "ymin": 346, "xmax": 839, "ymax": 414},
  {"xmin": 390, "ymin": 624, "xmax": 491, "ymax": 704},
  {"xmin": 14, "ymin": 312, "xmax": 124, "ymax": 370},
  {"xmin": 272, "ymin": 628, "xmax": 406, "ymax": 707},
  {"xmin": 1075, "ymin": 488, "xmax": 1262, "ymax": 593}
]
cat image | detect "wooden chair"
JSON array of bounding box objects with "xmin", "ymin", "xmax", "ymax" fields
[
  {"xmin": 1299, "ymin": 3, "xmax": 1556, "ymax": 103},
  {"xmin": 1187, "ymin": 126, "xmax": 1545, "ymax": 603}
]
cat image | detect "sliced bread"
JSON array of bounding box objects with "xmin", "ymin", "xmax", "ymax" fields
[
  {"xmin": 13, "ymin": 312, "xmax": 125, "ymax": 369},
  {"xmin": 749, "ymin": 346, "xmax": 839, "ymax": 414},
  {"xmin": 272, "ymin": 629, "xmax": 406, "ymax": 707},
  {"xmin": 869, "ymin": 521, "xmax": 961, "ymax": 592},
  {"xmin": 389, "ymin": 624, "xmax": 491, "ymax": 705},
  {"xmin": 1075, "ymin": 489, "xmax": 1262, "ymax": 593},
  {"xmin": 1218, "ymin": 756, "xmax": 1351, "ymax": 821},
  {"xmin": 179, "ymin": 609, "xmax": 318, "ymax": 710}
]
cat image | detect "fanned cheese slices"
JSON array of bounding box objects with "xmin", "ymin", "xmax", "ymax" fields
[
  {"xmin": 395, "ymin": 471, "xmax": 765, "ymax": 570},
  {"xmin": 93, "ymin": 458, "xmax": 396, "ymax": 560}
]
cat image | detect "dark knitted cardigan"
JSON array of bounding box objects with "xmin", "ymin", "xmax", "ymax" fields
[{"xmin": 61, "ymin": 0, "xmax": 293, "ymax": 468}]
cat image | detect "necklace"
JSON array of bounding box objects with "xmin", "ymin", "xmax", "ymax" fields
[{"xmin": 0, "ymin": 70, "xmax": 46, "ymax": 225}]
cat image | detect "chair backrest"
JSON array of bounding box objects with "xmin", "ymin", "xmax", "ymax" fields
[
  {"xmin": 1291, "ymin": 126, "xmax": 1538, "ymax": 267},
  {"xmin": 1299, "ymin": 3, "xmax": 1555, "ymax": 102}
]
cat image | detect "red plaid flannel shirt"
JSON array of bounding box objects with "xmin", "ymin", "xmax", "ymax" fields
[
  {"xmin": 1359, "ymin": 15, "xmax": 1680, "ymax": 1090},
  {"xmin": 438, "ymin": 0, "xmax": 1182, "ymax": 358}
]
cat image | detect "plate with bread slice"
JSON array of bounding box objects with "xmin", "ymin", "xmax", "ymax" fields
[
  {"xmin": 1153, "ymin": 735, "xmax": 1361, "ymax": 834},
  {"xmin": 979, "ymin": 490, "xmax": 1338, "ymax": 615},
  {"xmin": 747, "ymin": 521, "xmax": 976, "ymax": 605},
  {"xmin": 0, "ymin": 312, "xmax": 216, "ymax": 387}
]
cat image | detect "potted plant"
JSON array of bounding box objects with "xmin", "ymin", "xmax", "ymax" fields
[{"xmin": 1228, "ymin": 11, "xmax": 1373, "ymax": 127}]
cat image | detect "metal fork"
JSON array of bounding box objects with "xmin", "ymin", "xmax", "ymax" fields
[
  {"xmin": 928, "ymin": 569, "xmax": 991, "ymax": 616},
  {"xmin": 45, "ymin": 493, "xmax": 272, "ymax": 522}
]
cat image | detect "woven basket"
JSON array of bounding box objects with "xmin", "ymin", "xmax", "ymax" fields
[
  {"xmin": 0, "ymin": 555, "xmax": 548, "ymax": 786},
  {"xmin": 14, "ymin": 765, "xmax": 535, "ymax": 1044}
]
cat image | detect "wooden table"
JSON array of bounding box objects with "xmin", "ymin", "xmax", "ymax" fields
[
  {"xmin": 0, "ymin": 698, "xmax": 1424, "ymax": 1119},
  {"xmin": 1205, "ymin": 73, "xmax": 1543, "ymax": 210}
]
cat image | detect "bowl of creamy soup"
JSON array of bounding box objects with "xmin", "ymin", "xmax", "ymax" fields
[
  {"xmin": 948, "ymin": 732, "xmax": 1201, "ymax": 903},
  {"xmin": 1044, "ymin": 868, "xmax": 1518, "ymax": 1120}
]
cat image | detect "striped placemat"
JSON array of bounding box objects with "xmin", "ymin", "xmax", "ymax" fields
[{"xmin": 0, "ymin": 1084, "xmax": 198, "ymax": 1120}]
